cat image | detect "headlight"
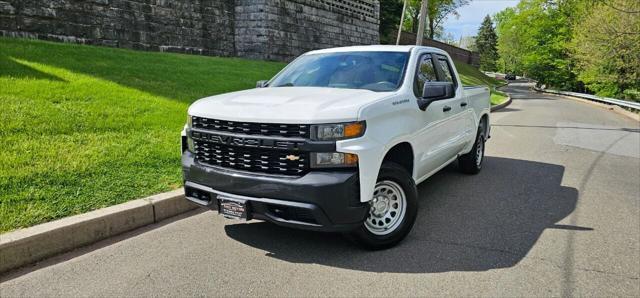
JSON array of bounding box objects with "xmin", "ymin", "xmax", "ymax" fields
[
  {"xmin": 187, "ymin": 137, "xmax": 195, "ymax": 152},
  {"xmin": 310, "ymin": 152, "xmax": 358, "ymax": 168},
  {"xmin": 311, "ymin": 121, "xmax": 365, "ymax": 141},
  {"xmin": 184, "ymin": 115, "xmax": 194, "ymax": 152},
  {"xmin": 181, "ymin": 132, "xmax": 195, "ymax": 153}
]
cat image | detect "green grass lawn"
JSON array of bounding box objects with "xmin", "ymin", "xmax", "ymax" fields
[
  {"xmin": 454, "ymin": 61, "xmax": 509, "ymax": 105},
  {"xmin": 0, "ymin": 38, "xmax": 285, "ymax": 232},
  {"xmin": 0, "ymin": 38, "xmax": 505, "ymax": 232}
]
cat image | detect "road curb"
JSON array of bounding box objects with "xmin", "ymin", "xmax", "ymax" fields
[
  {"xmin": 491, "ymin": 95, "xmax": 512, "ymax": 112},
  {"xmin": 0, "ymin": 189, "xmax": 196, "ymax": 274}
]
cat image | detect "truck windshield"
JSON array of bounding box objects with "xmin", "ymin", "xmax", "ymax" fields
[{"xmin": 269, "ymin": 51, "xmax": 409, "ymax": 92}]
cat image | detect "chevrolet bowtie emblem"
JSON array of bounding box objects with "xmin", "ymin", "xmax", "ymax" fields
[{"xmin": 285, "ymin": 155, "xmax": 300, "ymax": 161}]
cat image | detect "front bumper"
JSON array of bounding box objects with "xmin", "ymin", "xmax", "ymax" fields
[{"xmin": 182, "ymin": 151, "xmax": 368, "ymax": 232}]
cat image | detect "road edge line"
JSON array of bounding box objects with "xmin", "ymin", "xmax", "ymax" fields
[{"xmin": 0, "ymin": 189, "xmax": 196, "ymax": 274}]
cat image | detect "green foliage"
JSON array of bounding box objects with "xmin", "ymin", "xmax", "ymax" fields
[
  {"xmin": 475, "ymin": 15, "xmax": 499, "ymax": 71},
  {"xmin": 0, "ymin": 38, "xmax": 285, "ymax": 232},
  {"xmin": 493, "ymin": 7, "xmax": 520, "ymax": 72},
  {"xmin": 622, "ymin": 89, "xmax": 640, "ymax": 101},
  {"xmin": 402, "ymin": 0, "xmax": 469, "ymax": 40},
  {"xmin": 495, "ymin": 0, "xmax": 640, "ymax": 100},
  {"xmin": 569, "ymin": 0, "xmax": 640, "ymax": 101},
  {"xmin": 379, "ymin": 0, "xmax": 405, "ymax": 44},
  {"xmin": 462, "ymin": 36, "xmax": 478, "ymax": 52},
  {"xmin": 495, "ymin": 0, "xmax": 576, "ymax": 89}
]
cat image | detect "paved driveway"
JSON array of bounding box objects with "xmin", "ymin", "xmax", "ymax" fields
[{"xmin": 2, "ymin": 83, "xmax": 639, "ymax": 297}]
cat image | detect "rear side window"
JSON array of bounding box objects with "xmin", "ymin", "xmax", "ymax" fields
[
  {"xmin": 436, "ymin": 55, "xmax": 457, "ymax": 87},
  {"xmin": 414, "ymin": 54, "xmax": 437, "ymax": 97}
]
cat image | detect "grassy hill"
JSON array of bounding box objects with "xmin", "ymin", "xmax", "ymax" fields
[
  {"xmin": 454, "ymin": 61, "xmax": 508, "ymax": 105},
  {"xmin": 0, "ymin": 38, "xmax": 284, "ymax": 232},
  {"xmin": 0, "ymin": 38, "xmax": 505, "ymax": 232}
]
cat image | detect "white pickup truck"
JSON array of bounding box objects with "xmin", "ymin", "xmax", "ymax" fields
[{"xmin": 182, "ymin": 45, "xmax": 490, "ymax": 249}]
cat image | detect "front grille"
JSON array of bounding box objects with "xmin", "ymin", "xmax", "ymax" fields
[
  {"xmin": 192, "ymin": 116, "xmax": 310, "ymax": 138},
  {"xmin": 193, "ymin": 140, "xmax": 309, "ymax": 176}
]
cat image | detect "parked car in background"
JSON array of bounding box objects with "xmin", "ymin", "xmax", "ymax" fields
[
  {"xmin": 181, "ymin": 46, "xmax": 491, "ymax": 249},
  {"xmin": 505, "ymin": 74, "xmax": 517, "ymax": 80}
]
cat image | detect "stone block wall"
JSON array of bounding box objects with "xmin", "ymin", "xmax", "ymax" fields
[
  {"xmin": 0, "ymin": 0, "xmax": 236, "ymax": 56},
  {"xmin": 235, "ymin": 0, "xmax": 379, "ymax": 61},
  {"xmin": 0, "ymin": 0, "xmax": 379, "ymax": 61}
]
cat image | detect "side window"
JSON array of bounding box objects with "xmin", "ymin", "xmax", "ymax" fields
[
  {"xmin": 414, "ymin": 54, "xmax": 437, "ymax": 97},
  {"xmin": 436, "ymin": 55, "xmax": 457, "ymax": 87}
]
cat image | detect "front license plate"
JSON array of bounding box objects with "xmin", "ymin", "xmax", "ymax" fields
[{"xmin": 219, "ymin": 198, "xmax": 247, "ymax": 220}]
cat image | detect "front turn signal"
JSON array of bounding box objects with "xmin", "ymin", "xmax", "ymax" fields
[{"xmin": 344, "ymin": 122, "xmax": 366, "ymax": 139}]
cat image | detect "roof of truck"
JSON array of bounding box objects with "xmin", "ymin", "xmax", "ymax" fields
[{"xmin": 305, "ymin": 45, "xmax": 448, "ymax": 56}]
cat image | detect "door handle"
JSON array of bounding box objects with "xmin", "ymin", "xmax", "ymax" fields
[
  {"xmin": 443, "ymin": 106, "xmax": 452, "ymax": 112},
  {"xmin": 460, "ymin": 102, "xmax": 468, "ymax": 107}
]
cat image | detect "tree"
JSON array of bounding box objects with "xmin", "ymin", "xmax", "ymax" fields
[
  {"xmin": 427, "ymin": 0, "xmax": 469, "ymax": 40},
  {"xmin": 459, "ymin": 36, "xmax": 477, "ymax": 51},
  {"xmin": 475, "ymin": 15, "xmax": 498, "ymax": 71},
  {"xmin": 440, "ymin": 32, "xmax": 457, "ymax": 45},
  {"xmin": 569, "ymin": 0, "xmax": 640, "ymax": 100},
  {"xmin": 494, "ymin": 0, "xmax": 576, "ymax": 89},
  {"xmin": 493, "ymin": 0, "xmax": 638, "ymax": 100},
  {"xmin": 379, "ymin": 0, "xmax": 405, "ymax": 44},
  {"xmin": 403, "ymin": 0, "xmax": 469, "ymax": 40},
  {"xmin": 416, "ymin": 0, "xmax": 429, "ymax": 45}
]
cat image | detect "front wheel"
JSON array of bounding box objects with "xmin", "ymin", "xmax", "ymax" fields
[{"xmin": 348, "ymin": 162, "xmax": 418, "ymax": 250}]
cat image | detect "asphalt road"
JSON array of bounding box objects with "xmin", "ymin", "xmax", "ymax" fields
[{"xmin": 2, "ymin": 82, "xmax": 639, "ymax": 297}]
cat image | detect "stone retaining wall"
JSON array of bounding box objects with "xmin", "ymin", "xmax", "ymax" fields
[
  {"xmin": 0, "ymin": 0, "xmax": 379, "ymax": 61},
  {"xmin": 0, "ymin": 0, "xmax": 236, "ymax": 56},
  {"xmin": 235, "ymin": 0, "xmax": 379, "ymax": 61}
]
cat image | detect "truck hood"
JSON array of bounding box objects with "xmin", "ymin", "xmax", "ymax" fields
[{"xmin": 188, "ymin": 87, "xmax": 392, "ymax": 123}]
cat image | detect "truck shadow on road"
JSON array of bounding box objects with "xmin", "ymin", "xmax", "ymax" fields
[{"xmin": 225, "ymin": 156, "xmax": 587, "ymax": 273}]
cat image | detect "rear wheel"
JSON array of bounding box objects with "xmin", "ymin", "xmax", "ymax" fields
[
  {"xmin": 458, "ymin": 121, "xmax": 486, "ymax": 174},
  {"xmin": 348, "ymin": 162, "xmax": 418, "ymax": 250}
]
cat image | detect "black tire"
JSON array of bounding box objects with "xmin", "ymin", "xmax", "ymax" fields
[
  {"xmin": 458, "ymin": 121, "xmax": 486, "ymax": 174},
  {"xmin": 348, "ymin": 162, "xmax": 418, "ymax": 250}
]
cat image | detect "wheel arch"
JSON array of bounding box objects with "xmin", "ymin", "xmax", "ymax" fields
[
  {"xmin": 381, "ymin": 141, "xmax": 415, "ymax": 179},
  {"xmin": 479, "ymin": 112, "xmax": 490, "ymax": 140}
]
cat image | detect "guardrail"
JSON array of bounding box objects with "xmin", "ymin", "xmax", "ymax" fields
[{"xmin": 536, "ymin": 88, "xmax": 640, "ymax": 111}]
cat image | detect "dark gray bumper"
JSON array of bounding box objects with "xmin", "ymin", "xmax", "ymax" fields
[{"xmin": 182, "ymin": 151, "xmax": 368, "ymax": 232}]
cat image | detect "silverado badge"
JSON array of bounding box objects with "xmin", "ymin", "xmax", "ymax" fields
[{"xmin": 285, "ymin": 155, "xmax": 300, "ymax": 161}]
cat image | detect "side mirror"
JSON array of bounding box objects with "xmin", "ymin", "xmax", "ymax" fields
[
  {"xmin": 256, "ymin": 80, "xmax": 269, "ymax": 88},
  {"xmin": 418, "ymin": 81, "xmax": 455, "ymax": 110}
]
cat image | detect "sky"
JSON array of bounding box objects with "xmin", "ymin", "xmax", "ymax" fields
[{"xmin": 442, "ymin": 0, "xmax": 520, "ymax": 41}]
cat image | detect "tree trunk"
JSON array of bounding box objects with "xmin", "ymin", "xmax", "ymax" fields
[
  {"xmin": 429, "ymin": 17, "xmax": 434, "ymax": 39},
  {"xmin": 396, "ymin": 0, "xmax": 408, "ymax": 45},
  {"xmin": 416, "ymin": 0, "xmax": 428, "ymax": 45}
]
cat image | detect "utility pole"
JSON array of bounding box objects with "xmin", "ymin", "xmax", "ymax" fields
[
  {"xmin": 415, "ymin": 0, "xmax": 428, "ymax": 46},
  {"xmin": 396, "ymin": 0, "xmax": 408, "ymax": 45}
]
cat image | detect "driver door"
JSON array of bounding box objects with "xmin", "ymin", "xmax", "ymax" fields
[{"xmin": 413, "ymin": 53, "xmax": 460, "ymax": 179}]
